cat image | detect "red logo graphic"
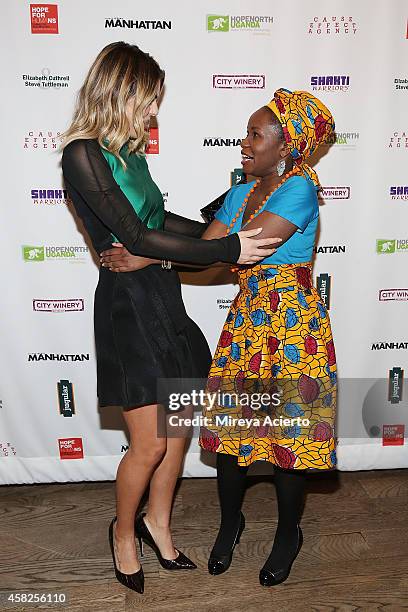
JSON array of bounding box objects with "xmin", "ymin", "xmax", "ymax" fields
[
  {"xmin": 58, "ymin": 437, "xmax": 84, "ymax": 459},
  {"xmin": 146, "ymin": 127, "xmax": 159, "ymax": 154},
  {"xmin": 30, "ymin": 4, "xmax": 59, "ymax": 34},
  {"xmin": 382, "ymin": 424, "xmax": 405, "ymax": 446}
]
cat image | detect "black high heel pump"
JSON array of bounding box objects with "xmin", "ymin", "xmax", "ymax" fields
[
  {"xmin": 208, "ymin": 512, "xmax": 245, "ymax": 575},
  {"xmin": 259, "ymin": 524, "xmax": 303, "ymax": 587},
  {"xmin": 135, "ymin": 512, "xmax": 197, "ymax": 570},
  {"xmin": 108, "ymin": 518, "xmax": 144, "ymax": 593}
]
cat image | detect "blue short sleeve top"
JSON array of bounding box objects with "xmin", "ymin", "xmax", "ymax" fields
[{"xmin": 215, "ymin": 175, "xmax": 319, "ymax": 265}]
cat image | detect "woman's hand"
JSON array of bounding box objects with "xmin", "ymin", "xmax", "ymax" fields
[
  {"xmin": 237, "ymin": 227, "xmax": 282, "ymax": 265},
  {"xmin": 100, "ymin": 243, "xmax": 158, "ymax": 272}
]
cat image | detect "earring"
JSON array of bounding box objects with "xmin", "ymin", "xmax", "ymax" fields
[{"xmin": 276, "ymin": 159, "xmax": 286, "ymax": 176}]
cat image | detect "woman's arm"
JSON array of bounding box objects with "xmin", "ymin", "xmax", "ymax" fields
[
  {"xmin": 163, "ymin": 211, "xmax": 208, "ymax": 238},
  {"xmin": 162, "ymin": 185, "xmax": 231, "ymax": 237},
  {"xmin": 242, "ymin": 212, "xmax": 298, "ymax": 244},
  {"xmin": 242, "ymin": 181, "xmax": 316, "ymax": 244},
  {"xmin": 100, "ymin": 217, "xmax": 281, "ymax": 272},
  {"xmin": 61, "ymin": 139, "xmax": 240, "ymax": 266}
]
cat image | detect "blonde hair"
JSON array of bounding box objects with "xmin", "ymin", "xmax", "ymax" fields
[{"xmin": 61, "ymin": 41, "xmax": 164, "ymax": 166}]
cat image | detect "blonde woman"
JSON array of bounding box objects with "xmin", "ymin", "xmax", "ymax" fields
[{"xmin": 60, "ymin": 41, "xmax": 280, "ymax": 594}]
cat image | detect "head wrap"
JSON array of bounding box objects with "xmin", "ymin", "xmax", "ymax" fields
[{"xmin": 266, "ymin": 88, "xmax": 335, "ymax": 189}]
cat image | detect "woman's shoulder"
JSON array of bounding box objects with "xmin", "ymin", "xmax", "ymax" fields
[
  {"xmin": 61, "ymin": 139, "xmax": 107, "ymax": 177},
  {"xmin": 281, "ymin": 173, "xmax": 317, "ymax": 195},
  {"xmin": 62, "ymin": 138, "xmax": 98, "ymax": 158}
]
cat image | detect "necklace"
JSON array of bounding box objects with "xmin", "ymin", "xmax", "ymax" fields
[{"xmin": 227, "ymin": 166, "xmax": 300, "ymax": 272}]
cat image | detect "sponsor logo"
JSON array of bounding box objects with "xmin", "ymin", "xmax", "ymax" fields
[
  {"xmin": 22, "ymin": 68, "xmax": 69, "ymax": 89},
  {"xmin": 105, "ymin": 18, "xmax": 171, "ymax": 29},
  {"xmin": 207, "ymin": 15, "xmax": 229, "ymax": 31},
  {"xmin": 162, "ymin": 191, "xmax": 168, "ymax": 205},
  {"xmin": 389, "ymin": 131, "xmax": 408, "ymax": 148},
  {"xmin": 33, "ymin": 299, "xmax": 84, "ymax": 312},
  {"xmin": 388, "ymin": 368, "xmax": 404, "ymax": 404},
  {"xmin": 0, "ymin": 442, "xmax": 17, "ymax": 456},
  {"xmin": 203, "ymin": 137, "xmax": 242, "ymax": 147},
  {"xmin": 207, "ymin": 14, "xmax": 274, "ymax": 34},
  {"xmin": 31, "ymin": 188, "xmax": 69, "ymax": 205},
  {"xmin": 319, "ymin": 187, "xmax": 350, "ymax": 200},
  {"xmin": 323, "ymin": 132, "xmax": 359, "ymax": 149},
  {"xmin": 230, "ymin": 168, "xmax": 245, "ymax": 186},
  {"xmin": 377, "ymin": 239, "xmax": 395, "ymax": 254},
  {"xmin": 121, "ymin": 445, "xmax": 129, "ymax": 452},
  {"xmin": 24, "ymin": 130, "xmax": 61, "ymax": 149},
  {"xmin": 379, "ymin": 289, "xmax": 408, "ymax": 301},
  {"xmin": 22, "ymin": 245, "xmax": 89, "ymax": 263},
  {"xmin": 376, "ymin": 239, "xmax": 408, "ymax": 254},
  {"xmin": 308, "ymin": 16, "xmax": 357, "ymax": 35},
  {"xmin": 362, "ymin": 378, "xmax": 408, "ymax": 442},
  {"xmin": 382, "ymin": 424, "xmax": 405, "ymax": 446},
  {"xmin": 217, "ymin": 298, "xmax": 233, "ymax": 310},
  {"xmin": 28, "ymin": 353, "xmax": 90, "ymax": 362},
  {"xmin": 57, "ymin": 380, "xmax": 75, "ymax": 417},
  {"xmin": 146, "ymin": 127, "xmax": 159, "ymax": 154},
  {"xmin": 58, "ymin": 437, "xmax": 84, "ymax": 459},
  {"xmin": 311, "ymin": 75, "xmax": 350, "ymax": 92},
  {"xmin": 390, "ymin": 186, "xmax": 408, "ymax": 200},
  {"xmin": 30, "ymin": 4, "xmax": 58, "ymax": 34},
  {"xmin": 316, "ymin": 273, "xmax": 331, "ymax": 309},
  {"xmin": 371, "ymin": 342, "xmax": 408, "ymax": 350},
  {"xmin": 313, "ymin": 245, "xmax": 346, "ymax": 254},
  {"xmin": 23, "ymin": 245, "xmax": 45, "ymax": 261},
  {"xmin": 395, "ymin": 78, "xmax": 408, "ymax": 90},
  {"xmin": 213, "ymin": 74, "xmax": 265, "ymax": 89}
]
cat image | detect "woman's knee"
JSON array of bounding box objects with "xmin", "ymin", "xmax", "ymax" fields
[
  {"xmin": 122, "ymin": 403, "xmax": 167, "ymax": 466},
  {"xmin": 128, "ymin": 438, "xmax": 167, "ymax": 466}
]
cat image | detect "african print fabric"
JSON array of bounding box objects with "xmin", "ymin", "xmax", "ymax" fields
[
  {"xmin": 199, "ymin": 263, "xmax": 337, "ymax": 470},
  {"xmin": 267, "ymin": 88, "xmax": 335, "ymax": 189}
]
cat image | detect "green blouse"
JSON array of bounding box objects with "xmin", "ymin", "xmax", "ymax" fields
[{"xmin": 100, "ymin": 143, "xmax": 164, "ymax": 241}]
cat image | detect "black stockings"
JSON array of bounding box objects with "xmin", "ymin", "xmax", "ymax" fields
[{"xmin": 211, "ymin": 453, "xmax": 306, "ymax": 567}]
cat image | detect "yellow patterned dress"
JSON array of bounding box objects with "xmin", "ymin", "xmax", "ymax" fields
[{"xmin": 199, "ymin": 177, "xmax": 337, "ymax": 470}]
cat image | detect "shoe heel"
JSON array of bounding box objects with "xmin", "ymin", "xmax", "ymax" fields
[
  {"xmin": 134, "ymin": 512, "xmax": 197, "ymax": 570},
  {"xmin": 137, "ymin": 535, "xmax": 144, "ymax": 557},
  {"xmin": 109, "ymin": 518, "xmax": 144, "ymax": 594}
]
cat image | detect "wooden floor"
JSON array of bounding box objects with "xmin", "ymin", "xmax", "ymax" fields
[{"xmin": 0, "ymin": 469, "xmax": 408, "ymax": 611}]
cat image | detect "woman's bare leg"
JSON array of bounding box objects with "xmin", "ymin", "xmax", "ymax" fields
[
  {"xmin": 144, "ymin": 406, "xmax": 193, "ymax": 559},
  {"xmin": 113, "ymin": 403, "xmax": 166, "ymax": 573}
]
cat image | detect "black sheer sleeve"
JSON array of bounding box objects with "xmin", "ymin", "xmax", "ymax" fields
[
  {"xmin": 61, "ymin": 139, "xmax": 240, "ymax": 265},
  {"xmin": 163, "ymin": 211, "xmax": 208, "ymax": 238}
]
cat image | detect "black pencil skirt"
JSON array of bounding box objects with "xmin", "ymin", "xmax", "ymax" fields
[{"xmin": 94, "ymin": 265, "xmax": 212, "ymax": 409}]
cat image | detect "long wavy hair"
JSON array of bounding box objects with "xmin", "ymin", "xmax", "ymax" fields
[{"xmin": 61, "ymin": 41, "xmax": 164, "ymax": 166}]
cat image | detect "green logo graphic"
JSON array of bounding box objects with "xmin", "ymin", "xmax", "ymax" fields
[
  {"xmin": 376, "ymin": 240, "xmax": 396, "ymax": 254},
  {"xmin": 230, "ymin": 168, "xmax": 244, "ymax": 186},
  {"xmin": 207, "ymin": 15, "xmax": 229, "ymax": 32},
  {"xmin": 22, "ymin": 245, "xmax": 44, "ymax": 261}
]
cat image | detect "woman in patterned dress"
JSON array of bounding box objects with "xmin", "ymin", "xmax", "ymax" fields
[
  {"xmin": 198, "ymin": 89, "xmax": 337, "ymax": 586},
  {"xmin": 60, "ymin": 42, "xmax": 281, "ymax": 594}
]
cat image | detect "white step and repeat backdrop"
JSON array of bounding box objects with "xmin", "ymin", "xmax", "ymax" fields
[{"xmin": 1, "ymin": 0, "xmax": 407, "ymax": 484}]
